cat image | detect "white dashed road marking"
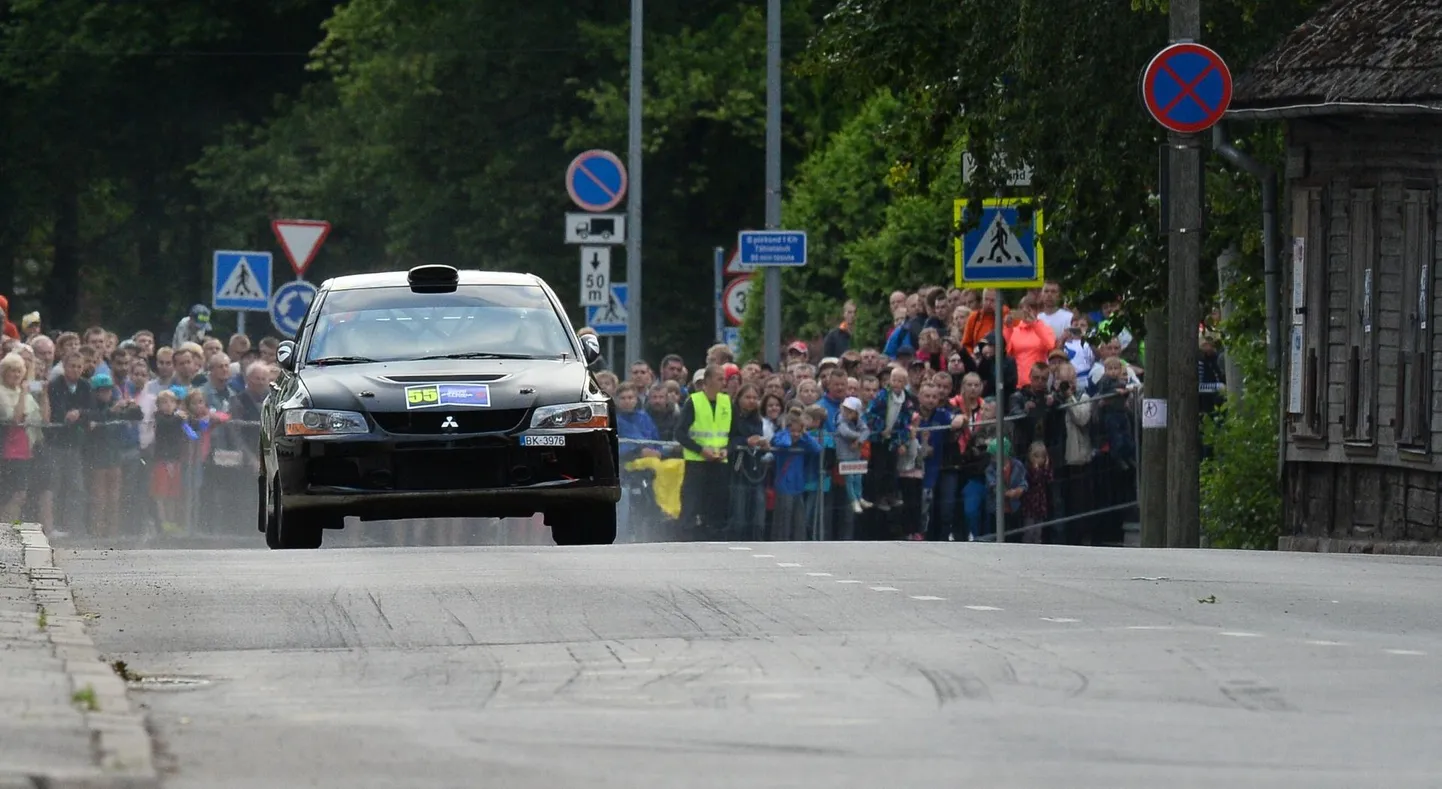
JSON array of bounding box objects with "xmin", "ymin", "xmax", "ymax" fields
[
  {"xmin": 870, "ymin": 586, "xmax": 900, "ymax": 592},
  {"xmin": 1385, "ymin": 649, "xmax": 1426, "ymax": 656},
  {"xmin": 964, "ymin": 606, "xmax": 1002, "ymax": 611},
  {"xmin": 806, "ymin": 572, "xmax": 833, "ymax": 577},
  {"xmin": 836, "ymin": 580, "xmax": 864, "ymax": 584},
  {"xmin": 1041, "ymin": 617, "xmax": 1080, "ymax": 623},
  {"xmin": 910, "ymin": 596, "xmax": 945, "ymax": 601},
  {"xmin": 777, "ymin": 562, "xmax": 802, "ymax": 568},
  {"xmin": 1219, "ymin": 631, "xmax": 1262, "ymax": 638},
  {"xmin": 1305, "ymin": 640, "xmax": 1347, "ymax": 646},
  {"xmin": 753, "ymin": 554, "xmax": 776, "ymax": 558},
  {"xmin": 1126, "ymin": 625, "xmax": 1171, "ymax": 630},
  {"xmin": 728, "ymin": 546, "xmax": 752, "ymax": 551}
]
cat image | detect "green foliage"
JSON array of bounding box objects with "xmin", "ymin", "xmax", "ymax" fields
[
  {"xmin": 1200, "ymin": 310, "xmax": 1281, "ymax": 550},
  {"xmin": 807, "ymin": 0, "xmax": 1323, "ymax": 323}
]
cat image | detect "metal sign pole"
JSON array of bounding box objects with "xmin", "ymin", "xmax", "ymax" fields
[
  {"xmin": 994, "ymin": 290, "xmax": 1006, "ymax": 543},
  {"xmin": 237, "ymin": 311, "xmax": 246, "ymax": 337},
  {"xmin": 761, "ymin": 0, "xmax": 782, "ymax": 368},
  {"xmin": 714, "ymin": 247, "xmax": 724, "ymax": 344},
  {"xmin": 625, "ymin": 0, "xmax": 644, "ymax": 364}
]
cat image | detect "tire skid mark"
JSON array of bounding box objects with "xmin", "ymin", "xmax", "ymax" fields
[{"xmin": 1169, "ymin": 648, "xmax": 1297, "ymax": 713}]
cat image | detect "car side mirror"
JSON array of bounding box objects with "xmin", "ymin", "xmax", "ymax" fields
[
  {"xmin": 579, "ymin": 333, "xmax": 601, "ymax": 364},
  {"xmin": 276, "ymin": 340, "xmax": 296, "ymax": 372}
]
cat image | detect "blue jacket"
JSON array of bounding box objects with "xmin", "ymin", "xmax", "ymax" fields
[
  {"xmin": 616, "ymin": 408, "xmax": 660, "ymax": 461},
  {"xmin": 985, "ymin": 457, "xmax": 1029, "ymax": 514},
  {"xmin": 866, "ymin": 387, "xmax": 917, "ymax": 451},
  {"xmin": 771, "ymin": 430, "xmax": 821, "ymax": 496},
  {"xmin": 918, "ymin": 406, "xmax": 953, "ymax": 490}
]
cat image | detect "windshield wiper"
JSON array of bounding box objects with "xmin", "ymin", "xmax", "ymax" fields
[
  {"xmin": 308, "ymin": 356, "xmax": 379, "ymax": 366},
  {"xmin": 414, "ymin": 352, "xmax": 542, "ymax": 361}
]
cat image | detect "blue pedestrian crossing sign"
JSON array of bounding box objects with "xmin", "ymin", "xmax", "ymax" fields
[
  {"xmin": 213, "ymin": 251, "xmax": 273, "ymax": 311},
  {"xmin": 954, "ymin": 198, "xmax": 1044, "ymax": 289},
  {"xmin": 585, "ymin": 283, "xmax": 628, "ymax": 336},
  {"xmin": 270, "ymin": 279, "xmax": 318, "ymax": 338}
]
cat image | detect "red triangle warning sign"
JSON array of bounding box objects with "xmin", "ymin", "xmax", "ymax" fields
[{"xmin": 272, "ymin": 219, "xmax": 331, "ymax": 277}]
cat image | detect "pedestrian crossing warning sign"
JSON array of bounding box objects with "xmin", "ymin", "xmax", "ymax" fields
[
  {"xmin": 212, "ymin": 250, "xmax": 274, "ymax": 311},
  {"xmin": 955, "ymin": 198, "xmax": 1044, "ymax": 288}
]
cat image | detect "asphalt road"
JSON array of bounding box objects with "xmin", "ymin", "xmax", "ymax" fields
[{"xmin": 53, "ymin": 540, "xmax": 1442, "ymax": 788}]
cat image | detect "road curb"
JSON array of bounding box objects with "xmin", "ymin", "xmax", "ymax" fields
[{"xmin": 10, "ymin": 523, "xmax": 160, "ymax": 789}]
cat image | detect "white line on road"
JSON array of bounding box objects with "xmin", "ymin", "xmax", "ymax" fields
[
  {"xmin": 806, "ymin": 572, "xmax": 833, "ymax": 577},
  {"xmin": 1041, "ymin": 617, "xmax": 1080, "ymax": 623},
  {"xmin": 1304, "ymin": 640, "xmax": 1346, "ymax": 646},
  {"xmin": 1126, "ymin": 625, "xmax": 1171, "ymax": 630},
  {"xmin": 1219, "ymin": 631, "xmax": 1262, "ymax": 638},
  {"xmin": 870, "ymin": 586, "xmax": 900, "ymax": 592},
  {"xmin": 835, "ymin": 580, "xmax": 864, "ymax": 584},
  {"xmin": 752, "ymin": 554, "xmax": 776, "ymax": 558},
  {"xmin": 1385, "ymin": 649, "xmax": 1426, "ymax": 656},
  {"xmin": 964, "ymin": 605, "xmax": 1002, "ymax": 611},
  {"xmin": 910, "ymin": 596, "xmax": 945, "ymax": 601},
  {"xmin": 728, "ymin": 547, "xmax": 752, "ymax": 551},
  {"xmin": 777, "ymin": 562, "xmax": 802, "ymax": 567}
]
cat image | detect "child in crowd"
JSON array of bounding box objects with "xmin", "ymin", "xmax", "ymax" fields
[
  {"xmin": 150, "ymin": 388, "xmax": 185, "ymax": 533},
  {"xmin": 802, "ymin": 404, "xmax": 830, "ymax": 537},
  {"xmin": 832, "ymin": 396, "xmax": 871, "ymax": 514},
  {"xmin": 1021, "ymin": 440, "xmax": 1052, "ymax": 543},
  {"xmin": 984, "ymin": 437, "xmax": 1028, "ymax": 542},
  {"xmin": 769, "ymin": 410, "xmax": 821, "ymax": 541}
]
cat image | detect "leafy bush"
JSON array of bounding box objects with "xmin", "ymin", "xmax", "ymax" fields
[{"xmin": 1200, "ymin": 339, "xmax": 1281, "ymax": 549}]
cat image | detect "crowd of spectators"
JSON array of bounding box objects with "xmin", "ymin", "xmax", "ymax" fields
[
  {"xmin": 0, "ymin": 281, "xmax": 1220, "ymax": 547},
  {"xmin": 602, "ymin": 282, "xmax": 1212, "ymax": 546},
  {"xmin": 0, "ymin": 301, "xmax": 279, "ymax": 539}
]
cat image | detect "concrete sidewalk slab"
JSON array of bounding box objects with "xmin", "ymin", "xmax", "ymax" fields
[{"xmin": 0, "ymin": 524, "xmax": 157, "ymax": 789}]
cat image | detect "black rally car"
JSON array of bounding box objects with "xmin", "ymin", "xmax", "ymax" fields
[{"xmin": 257, "ymin": 264, "xmax": 620, "ymax": 549}]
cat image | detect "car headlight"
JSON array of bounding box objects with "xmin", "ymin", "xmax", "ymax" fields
[
  {"xmin": 283, "ymin": 408, "xmax": 369, "ymax": 437},
  {"xmin": 530, "ymin": 401, "xmax": 609, "ymax": 430}
]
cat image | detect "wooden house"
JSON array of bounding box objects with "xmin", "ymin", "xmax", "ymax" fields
[{"xmin": 1228, "ymin": 0, "xmax": 1442, "ymax": 551}]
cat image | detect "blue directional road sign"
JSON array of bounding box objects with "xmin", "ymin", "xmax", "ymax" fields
[
  {"xmin": 585, "ymin": 283, "xmax": 628, "ymax": 337},
  {"xmin": 737, "ymin": 231, "xmax": 807, "ymax": 267},
  {"xmin": 955, "ymin": 198, "xmax": 1045, "ymax": 289},
  {"xmin": 270, "ymin": 279, "xmax": 318, "ymax": 337},
  {"xmin": 566, "ymin": 150, "xmax": 628, "ymax": 213},
  {"xmin": 212, "ymin": 251, "xmax": 273, "ymax": 311}
]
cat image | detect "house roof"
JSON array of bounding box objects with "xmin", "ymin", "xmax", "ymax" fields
[{"xmin": 1229, "ymin": 0, "xmax": 1442, "ymax": 119}]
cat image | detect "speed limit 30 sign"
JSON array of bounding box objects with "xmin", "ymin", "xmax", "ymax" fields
[{"xmin": 723, "ymin": 276, "xmax": 753, "ymax": 326}]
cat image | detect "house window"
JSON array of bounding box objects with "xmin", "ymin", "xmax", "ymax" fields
[
  {"xmin": 1397, "ymin": 187, "xmax": 1433, "ymax": 450},
  {"xmin": 1290, "ymin": 187, "xmax": 1327, "ymax": 439},
  {"xmin": 1344, "ymin": 189, "xmax": 1377, "ymax": 444}
]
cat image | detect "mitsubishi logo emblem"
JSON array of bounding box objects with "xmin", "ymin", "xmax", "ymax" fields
[{"xmin": 440, "ymin": 415, "xmax": 459, "ymax": 431}]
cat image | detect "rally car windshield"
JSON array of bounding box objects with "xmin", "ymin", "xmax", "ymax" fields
[{"xmin": 303, "ymin": 284, "xmax": 575, "ymax": 364}]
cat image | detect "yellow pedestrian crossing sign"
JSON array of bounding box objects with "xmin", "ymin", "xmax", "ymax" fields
[{"xmin": 955, "ymin": 198, "xmax": 1044, "ymax": 288}]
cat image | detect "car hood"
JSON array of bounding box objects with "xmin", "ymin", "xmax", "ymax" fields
[{"xmin": 297, "ymin": 358, "xmax": 590, "ymax": 414}]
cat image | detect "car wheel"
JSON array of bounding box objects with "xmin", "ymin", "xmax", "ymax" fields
[
  {"xmin": 274, "ymin": 495, "xmax": 324, "ymax": 550},
  {"xmin": 549, "ymin": 504, "xmax": 617, "ymax": 546},
  {"xmin": 264, "ymin": 479, "xmax": 282, "ymax": 549}
]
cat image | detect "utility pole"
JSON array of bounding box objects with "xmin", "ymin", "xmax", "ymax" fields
[
  {"xmin": 625, "ymin": 0, "xmax": 644, "ymax": 365},
  {"xmin": 1166, "ymin": 0, "xmax": 1203, "ymax": 548},
  {"xmin": 762, "ymin": 0, "xmax": 782, "ymax": 369},
  {"xmin": 1140, "ymin": 308, "xmax": 1169, "ymax": 548}
]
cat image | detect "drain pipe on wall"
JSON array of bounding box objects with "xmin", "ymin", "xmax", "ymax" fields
[{"xmin": 1211, "ymin": 122, "xmax": 1282, "ymax": 371}]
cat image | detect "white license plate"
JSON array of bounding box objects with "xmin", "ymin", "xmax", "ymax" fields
[{"xmin": 521, "ymin": 435, "xmax": 566, "ymax": 447}]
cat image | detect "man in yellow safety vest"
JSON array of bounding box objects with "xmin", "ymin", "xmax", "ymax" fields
[{"xmin": 676, "ymin": 363, "xmax": 732, "ymax": 539}]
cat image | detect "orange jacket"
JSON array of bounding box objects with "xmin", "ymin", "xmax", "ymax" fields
[
  {"xmin": 961, "ymin": 305, "xmax": 1010, "ymax": 350},
  {"xmin": 1003, "ymin": 319, "xmax": 1057, "ymax": 386}
]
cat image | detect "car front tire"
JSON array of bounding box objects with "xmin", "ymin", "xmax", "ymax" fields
[
  {"xmin": 272, "ymin": 484, "xmax": 324, "ymax": 550},
  {"xmin": 549, "ymin": 504, "xmax": 617, "ymax": 546}
]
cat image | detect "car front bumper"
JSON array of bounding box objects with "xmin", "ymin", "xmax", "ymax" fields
[{"xmin": 274, "ymin": 428, "xmax": 620, "ymax": 521}]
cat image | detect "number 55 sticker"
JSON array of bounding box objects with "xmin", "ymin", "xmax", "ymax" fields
[{"xmin": 405, "ymin": 385, "xmax": 441, "ymax": 408}]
